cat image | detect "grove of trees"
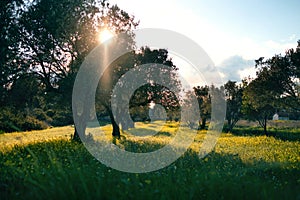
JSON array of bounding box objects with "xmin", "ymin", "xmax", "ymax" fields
[
  {"xmin": 0, "ymin": 0, "xmax": 182, "ymax": 139},
  {"xmin": 0, "ymin": 0, "xmax": 299, "ymax": 138},
  {"xmin": 242, "ymin": 41, "xmax": 300, "ymax": 135}
]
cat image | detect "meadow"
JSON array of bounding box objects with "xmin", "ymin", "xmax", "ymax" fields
[{"xmin": 0, "ymin": 121, "xmax": 299, "ymax": 199}]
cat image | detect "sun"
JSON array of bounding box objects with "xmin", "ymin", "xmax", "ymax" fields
[{"xmin": 98, "ymin": 29, "xmax": 114, "ymax": 43}]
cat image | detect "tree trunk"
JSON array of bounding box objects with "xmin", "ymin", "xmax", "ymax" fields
[
  {"xmin": 263, "ymin": 115, "xmax": 269, "ymax": 136},
  {"xmin": 73, "ymin": 127, "xmax": 80, "ymax": 141},
  {"xmin": 228, "ymin": 124, "xmax": 233, "ymax": 133},
  {"xmin": 73, "ymin": 113, "xmax": 87, "ymax": 142},
  {"xmin": 227, "ymin": 118, "xmax": 232, "ymax": 133},
  {"xmin": 264, "ymin": 120, "xmax": 269, "ymax": 136},
  {"xmin": 72, "ymin": 102, "xmax": 89, "ymax": 142},
  {"xmin": 111, "ymin": 116, "xmax": 120, "ymax": 138},
  {"xmin": 107, "ymin": 107, "xmax": 121, "ymax": 138},
  {"xmin": 200, "ymin": 117, "xmax": 206, "ymax": 130},
  {"xmin": 264, "ymin": 124, "xmax": 268, "ymax": 136},
  {"xmin": 228, "ymin": 119, "xmax": 239, "ymax": 133}
]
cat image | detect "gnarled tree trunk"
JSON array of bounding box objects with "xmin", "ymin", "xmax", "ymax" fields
[{"xmin": 106, "ymin": 106, "xmax": 121, "ymax": 138}]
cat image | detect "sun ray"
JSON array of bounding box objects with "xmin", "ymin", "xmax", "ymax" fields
[{"xmin": 98, "ymin": 29, "xmax": 114, "ymax": 43}]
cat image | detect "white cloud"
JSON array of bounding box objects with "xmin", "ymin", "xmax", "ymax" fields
[
  {"xmin": 217, "ymin": 55, "xmax": 255, "ymax": 81},
  {"xmin": 111, "ymin": 0, "xmax": 298, "ymax": 65},
  {"xmin": 213, "ymin": 37, "xmax": 297, "ymax": 82},
  {"xmin": 238, "ymin": 67, "xmax": 257, "ymax": 80},
  {"xmin": 208, "ymin": 37, "xmax": 297, "ymax": 66},
  {"xmin": 281, "ymin": 34, "xmax": 297, "ymax": 43},
  {"xmin": 109, "ymin": 0, "xmax": 299, "ymax": 84},
  {"xmin": 289, "ymin": 34, "xmax": 296, "ymax": 41}
]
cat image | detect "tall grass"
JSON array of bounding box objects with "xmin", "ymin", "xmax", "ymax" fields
[{"xmin": 1, "ymin": 122, "xmax": 299, "ymax": 199}]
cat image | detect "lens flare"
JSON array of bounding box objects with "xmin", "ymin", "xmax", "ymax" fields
[{"xmin": 99, "ymin": 29, "xmax": 114, "ymax": 43}]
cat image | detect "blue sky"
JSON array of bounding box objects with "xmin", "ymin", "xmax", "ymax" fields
[
  {"xmin": 181, "ymin": 0, "xmax": 300, "ymax": 41},
  {"xmin": 109, "ymin": 0, "xmax": 300, "ymax": 83}
]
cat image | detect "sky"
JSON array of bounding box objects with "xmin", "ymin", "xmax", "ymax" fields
[{"xmin": 109, "ymin": 0, "xmax": 300, "ymax": 84}]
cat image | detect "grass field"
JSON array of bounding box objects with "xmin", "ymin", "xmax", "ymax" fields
[{"xmin": 1, "ymin": 121, "xmax": 300, "ymax": 199}]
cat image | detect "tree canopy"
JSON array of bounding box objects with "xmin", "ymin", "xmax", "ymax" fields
[
  {"xmin": 0, "ymin": 0, "xmax": 299, "ymax": 138},
  {"xmin": 224, "ymin": 80, "xmax": 244, "ymax": 132},
  {"xmin": 255, "ymin": 41, "xmax": 300, "ymax": 111}
]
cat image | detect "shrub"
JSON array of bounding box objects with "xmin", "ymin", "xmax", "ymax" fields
[
  {"xmin": 46, "ymin": 109, "xmax": 55, "ymax": 118},
  {"xmin": 0, "ymin": 107, "xmax": 21, "ymax": 133},
  {"xmin": 32, "ymin": 108, "xmax": 50, "ymax": 121},
  {"xmin": 0, "ymin": 107, "xmax": 48, "ymax": 133},
  {"xmin": 21, "ymin": 116, "xmax": 48, "ymax": 131},
  {"xmin": 51, "ymin": 109, "xmax": 73, "ymax": 127}
]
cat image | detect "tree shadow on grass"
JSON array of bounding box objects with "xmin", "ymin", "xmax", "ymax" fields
[
  {"xmin": 125, "ymin": 127, "xmax": 173, "ymax": 137},
  {"xmin": 230, "ymin": 127, "xmax": 300, "ymax": 142},
  {"xmin": 1, "ymin": 139, "xmax": 299, "ymax": 199},
  {"xmin": 87, "ymin": 120, "xmax": 112, "ymax": 127},
  {"xmin": 155, "ymin": 131, "xmax": 172, "ymax": 137},
  {"xmin": 173, "ymin": 150, "xmax": 300, "ymax": 199},
  {"xmin": 126, "ymin": 128, "xmax": 157, "ymax": 137}
]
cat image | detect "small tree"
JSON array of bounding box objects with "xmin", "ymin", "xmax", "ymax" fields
[
  {"xmin": 255, "ymin": 41, "xmax": 300, "ymax": 111},
  {"xmin": 96, "ymin": 47, "xmax": 181, "ymax": 138},
  {"xmin": 193, "ymin": 85, "xmax": 211, "ymax": 129},
  {"xmin": 242, "ymin": 41, "xmax": 300, "ymax": 136},
  {"xmin": 242, "ymin": 78, "xmax": 276, "ymax": 136},
  {"xmin": 224, "ymin": 80, "xmax": 243, "ymax": 132}
]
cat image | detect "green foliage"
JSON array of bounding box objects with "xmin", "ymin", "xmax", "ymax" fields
[
  {"xmin": 224, "ymin": 80, "xmax": 244, "ymax": 132},
  {"xmin": 128, "ymin": 47, "xmax": 181, "ymax": 122},
  {"xmin": 50, "ymin": 110, "xmax": 73, "ymax": 127},
  {"xmin": 0, "ymin": 105, "xmax": 73, "ymax": 133},
  {"xmin": 21, "ymin": 116, "xmax": 49, "ymax": 131},
  {"xmin": 255, "ymin": 41, "xmax": 300, "ymax": 111},
  {"xmin": 193, "ymin": 85, "xmax": 211, "ymax": 129},
  {"xmin": 242, "ymin": 77, "xmax": 276, "ymax": 135},
  {"xmin": 8, "ymin": 75, "xmax": 42, "ymax": 108},
  {"xmin": 17, "ymin": 0, "xmax": 123, "ymax": 90},
  {"xmin": 0, "ymin": 0, "xmax": 25, "ymax": 104},
  {"xmin": 0, "ymin": 0, "xmax": 139, "ymax": 136},
  {"xmin": 0, "ymin": 123, "xmax": 299, "ymax": 199},
  {"xmin": 32, "ymin": 108, "xmax": 50, "ymax": 122},
  {"xmin": 95, "ymin": 47, "xmax": 181, "ymax": 137},
  {"xmin": 0, "ymin": 107, "xmax": 48, "ymax": 132},
  {"xmin": 235, "ymin": 41, "xmax": 300, "ymax": 135}
]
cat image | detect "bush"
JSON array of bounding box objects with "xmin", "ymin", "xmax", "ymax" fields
[
  {"xmin": 51, "ymin": 109, "xmax": 73, "ymax": 127},
  {"xmin": 0, "ymin": 105, "xmax": 76, "ymax": 133},
  {"xmin": 32, "ymin": 108, "xmax": 50, "ymax": 121},
  {"xmin": 0, "ymin": 107, "xmax": 48, "ymax": 133},
  {"xmin": 46, "ymin": 109, "xmax": 55, "ymax": 118},
  {"xmin": 21, "ymin": 116, "xmax": 48, "ymax": 131},
  {"xmin": 0, "ymin": 107, "xmax": 21, "ymax": 133}
]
